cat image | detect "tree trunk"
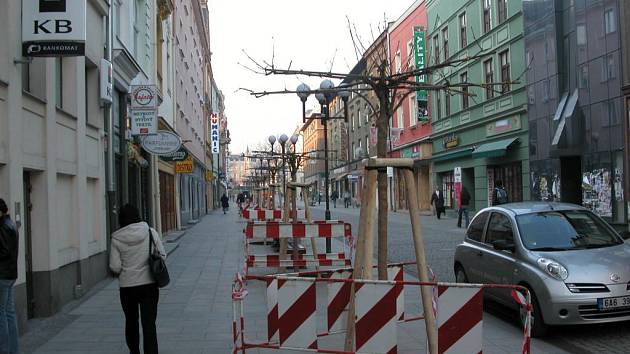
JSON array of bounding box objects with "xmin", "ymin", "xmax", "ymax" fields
[{"xmin": 376, "ymin": 92, "xmax": 389, "ymax": 280}]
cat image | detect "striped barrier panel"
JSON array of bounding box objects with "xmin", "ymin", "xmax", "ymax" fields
[
  {"xmin": 437, "ymin": 286, "xmax": 483, "ymax": 354},
  {"xmin": 234, "ymin": 267, "xmax": 533, "ymax": 354},
  {"xmin": 244, "ymin": 220, "xmax": 352, "ymax": 240},
  {"xmin": 248, "ymin": 253, "xmax": 351, "ymax": 268},
  {"xmin": 242, "ymin": 209, "xmax": 307, "ymax": 221}
]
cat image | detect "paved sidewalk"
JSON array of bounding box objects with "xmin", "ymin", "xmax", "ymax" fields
[{"xmin": 20, "ymin": 208, "xmax": 568, "ymax": 354}]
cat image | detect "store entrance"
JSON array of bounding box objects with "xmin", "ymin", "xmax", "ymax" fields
[{"xmin": 560, "ymin": 156, "xmax": 582, "ymax": 205}]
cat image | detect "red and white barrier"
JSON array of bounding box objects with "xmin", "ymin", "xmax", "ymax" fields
[
  {"xmin": 245, "ymin": 220, "xmax": 351, "ymax": 239},
  {"xmin": 266, "ymin": 278, "xmax": 279, "ymax": 343},
  {"xmin": 355, "ymin": 282, "xmax": 398, "ymax": 353},
  {"xmin": 277, "ymin": 278, "xmax": 318, "ymax": 349},
  {"xmin": 248, "ymin": 254, "xmax": 351, "ymax": 268},
  {"xmin": 241, "ymin": 209, "xmax": 307, "ymax": 221},
  {"xmin": 437, "ymin": 286, "xmax": 483, "ymax": 354},
  {"xmin": 326, "ymin": 270, "xmax": 353, "ymax": 332}
]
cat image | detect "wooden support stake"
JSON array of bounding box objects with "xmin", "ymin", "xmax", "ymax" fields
[
  {"xmin": 403, "ymin": 168, "xmax": 438, "ymax": 354},
  {"xmin": 301, "ymin": 187, "xmax": 320, "ymax": 274},
  {"xmin": 344, "ymin": 169, "xmax": 378, "ymax": 351}
]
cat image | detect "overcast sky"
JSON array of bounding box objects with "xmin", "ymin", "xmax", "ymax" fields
[{"xmin": 206, "ymin": 0, "xmax": 413, "ymax": 154}]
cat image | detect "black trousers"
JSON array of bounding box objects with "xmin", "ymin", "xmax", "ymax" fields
[{"xmin": 120, "ymin": 283, "xmax": 159, "ymax": 354}]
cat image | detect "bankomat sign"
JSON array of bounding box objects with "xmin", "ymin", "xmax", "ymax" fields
[
  {"xmin": 22, "ymin": 0, "xmax": 86, "ymax": 57},
  {"xmin": 210, "ymin": 113, "xmax": 220, "ymax": 154}
]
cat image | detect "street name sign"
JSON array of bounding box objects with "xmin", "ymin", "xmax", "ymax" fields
[{"xmin": 22, "ymin": 0, "xmax": 86, "ymax": 57}]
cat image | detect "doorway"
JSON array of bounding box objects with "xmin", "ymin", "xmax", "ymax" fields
[
  {"xmin": 23, "ymin": 172, "xmax": 34, "ymax": 319},
  {"xmin": 561, "ymin": 156, "xmax": 582, "ymax": 205}
]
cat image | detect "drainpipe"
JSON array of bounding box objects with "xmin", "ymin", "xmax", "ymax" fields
[{"xmin": 106, "ymin": 3, "xmax": 117, "ymax": 238}]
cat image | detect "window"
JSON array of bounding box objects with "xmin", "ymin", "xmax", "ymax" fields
[
  {"xmin": 578, "ymin": 65, "xmax": 588, "ymax": 89},
  {"xmin": 602, "ymin": 54, "xmax": 615, "ymax": 81},
  {"xmin": 460, "ymin": 72, "xmax": 469, "ymax": 109},
  {"xmin": 442, "ymin": 27, "xmax": 449, "ymax": 61},
  {"xmin": 397, "ymin": 106, "xmax": 403, "ymax": 128},
  {"xmin": 484, "ymin": 58, "xmax": 494, "ymax": 99},
  {"xmin": 485, "ymin": 213, "xmax": 514, "ymax": 246},
  {"xmin": 604, "ymin": 8, "xmax": 616, "ymax": 34},
  {"xmin": 483, "ymin": 0, "xmax": 492, "ymax": 34},
  {"xmin": 409, "ymin": 93, "xmax": 417, "ymax": 127},
  {"xmin": 467, "ymin": 212, "xmax": 489, "ymax": 242},
  {"xmin": 497, "ymin": 0, "xmax": 507, "ymax": 24},
  {"xmin": 577, "ymin": 24, "xmax": 586, "ymax": 47},
  {"xmin": 436, "ymin": 92, "xmax": 442, "ymax": 120},
  {"xmin": 365, "ymin": 104, "xmax": 370, "ymax": 124},
  {"xmin": 351, "ymin": 114, "xmax": 355, "ymax": 131},
  {"xmin": 499, "ymin": 50, "xmax": 510, "ymax": 93},
  {"xmin": 365, "ymin": 136, "xmax": 369, "ymax": 155},
  {"xmin": 357, "ymin": 108, "xmax": 361, "ymax": 127},
  {"xmin": 433, "ymin": 35, "xmax": 440, "ymax": 64},
  {"xmin": 459, "ymin": 13, "xmax": 467, "ymax": 48},
  {"xmin": 445, "ymin": 92, "xmax": 451, "ymax": 116},
  {"xmin": 395, "ymin": 50, "xmax": 402, "ymax": 73}
]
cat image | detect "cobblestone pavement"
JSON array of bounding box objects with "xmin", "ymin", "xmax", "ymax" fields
[{"xmin": 309, "ymin": 203, "xmax": 630, "ymax": 354}]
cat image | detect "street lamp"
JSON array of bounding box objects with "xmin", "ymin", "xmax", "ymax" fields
[{"xmin": 297, "ymin": 83, "xmax": 311, "ymax": 123}]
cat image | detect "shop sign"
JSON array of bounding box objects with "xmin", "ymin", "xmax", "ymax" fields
[
  {"xmin": 175, "ymin": 155, "xmax": 193, "ymax": 174},
  {"xmin": 210, "ymin": 113, "xmax": 219, "ymax": 154},
  {"xmin": 100, "ymin": 59, "xmax": 113, "ymax": 105},
  {"xmin": 414, "ymin": 28, "xmax": 429, "ymax": 123},
  {"xmin": 454, "ymin": 167, "xmax": 462, "ymax": 183},
  {"xmin": 130, "ymin": 109, "xmax": 157, "ymax": 135},
  {"xmin": 130, "ymin": 85, "xmax": 158, "ymax": 109},
  {"xmin": 402, "ymin": 146, "xmax": 422, "ymax": 159},
  {"xmin": 443, "ymin": 134, "xmax": 459, "ymax": 149},
  {"xmin": 206, "ymin": 171, "xmax": 214, "ymax": 181},
  {"xmin": 141, "ymin": 130, "xmax": 181, "ymax": 155},
  {"xmin": 486, "ymin": 116, "xmax": 521, "ymax": 137},
  {"xmin": 159, "ymin": 147, "xmax": 188, "ymax": 162},
  {"xmin": 387, "ymin": 167, "xmax": 394, "ymax": 178},
  {"xmin": 22, "ymin": 0, "xmax": 86, "ymax": 57}
]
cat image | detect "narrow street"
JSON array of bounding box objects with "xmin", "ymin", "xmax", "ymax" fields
[{"xmin": 15, "ymin": 207, "xmax": 600, "ymax": 354}]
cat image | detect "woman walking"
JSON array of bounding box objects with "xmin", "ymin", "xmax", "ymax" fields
[{"xmin": 110, "ymin": 204, "xmax": 166, "ymax": 354}]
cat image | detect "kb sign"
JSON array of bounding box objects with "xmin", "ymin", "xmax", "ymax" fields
[{"xmin": 22, "ymin": 0, "xmax": 86, "ymax": 57}]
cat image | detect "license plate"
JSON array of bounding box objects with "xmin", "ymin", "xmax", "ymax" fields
[{"xmin": 598, "ymin": 296, "xmax": 630, "ymax": 310}]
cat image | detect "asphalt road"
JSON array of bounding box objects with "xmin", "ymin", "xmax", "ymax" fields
[{"xmin": 306, "ymin": 202, "xmax": 630, "ymax": 354}]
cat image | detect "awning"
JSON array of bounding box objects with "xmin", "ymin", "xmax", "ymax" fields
[
  {"xmin": 432, "ymin": 148, "xmax": 473, "ymax": 162},
  {"xmin": 334, "ymin": 172, "xmax": 350, "ymax": 181},
  {"xmin": 472, "ymin": 137, "xmax": 518, "ymax": 159}
]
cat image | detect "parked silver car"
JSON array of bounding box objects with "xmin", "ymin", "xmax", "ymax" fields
[{"xmin": 454, "ymin": 202, "xmax": 630, "ymax": 337}]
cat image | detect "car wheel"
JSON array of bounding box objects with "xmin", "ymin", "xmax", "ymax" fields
[
  {"xmin": 520, "ymin": 288, "xmax": 549, "ymax": 338},
  {"xmin": 455, "ymin": 266, "xmax": 469, "ymax": 283}
]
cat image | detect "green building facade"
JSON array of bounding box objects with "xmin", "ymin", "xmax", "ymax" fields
[{"xmin": 426, "ymin": 0, "xmax": 529, "ymax": 212}]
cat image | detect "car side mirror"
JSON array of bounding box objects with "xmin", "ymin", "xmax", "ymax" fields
[
  {"xmin": 620, "ymin": 231, "xmax": 630, "ymax": 240},
  {"xmin": 492, "ymin": 239, "xmax": 515, "ymax": 252}
]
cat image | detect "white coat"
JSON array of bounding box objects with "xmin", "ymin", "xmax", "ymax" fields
[{"xmin": 109, "ymin": 222, "xmax": 166, "ymax": 288}]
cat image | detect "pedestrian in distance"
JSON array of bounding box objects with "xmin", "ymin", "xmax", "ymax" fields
[
  {"xmin": 0, "ymin": 198, "xmax": 19, "ymax": 354},
  {"xmin": 110, "ymin": 204, "xmax": 166, "ymax": 354},
  {"xmin": 430, "ymin": 187, "xmax": 445, "ymax": 220},
  {"xmin": 343, "ymin": 191, "xmax": 350, "ymax": 208},
  {"xmin": 457, "ymin": 186, "xmax": 471, "ymax": 228},
  {"xmin": 221, "ymin": 193, "xmax": 230, "ymax": 214},
  {"xmin": 493, "ymin": 180, "xmax": 509, "ymax": 206},
  {"xmin": 331, "ymin": 190, "xmax": 339, "ymax": 208},
  {"xmin": 318, "ymin": 192, "xmax": 322, "ymax": 205}
]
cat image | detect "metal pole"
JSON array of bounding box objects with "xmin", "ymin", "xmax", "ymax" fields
[
  {"xmin": 323, "ymin": 104, "xmax": 331, "ymax": 253},
  {"xmin": 106, "ymin": 2, "xmax": 116, "ymax": 235}
]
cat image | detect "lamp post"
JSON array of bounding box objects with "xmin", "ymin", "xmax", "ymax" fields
[
  {"xmin": 278, "ymin": 134, "xmax": 289, "ymax": 208},
  {"xmin": 297, "ymin": 80, "xmax": 351, "ymax": 253},
  {"xmin": 268, "ymin": 135, "xmax": 277, "ymax": 208}
]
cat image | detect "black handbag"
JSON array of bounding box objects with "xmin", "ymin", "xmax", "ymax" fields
[{"xmin": 148, "ymin": 229, "xmax": 170, "ymax": 288}]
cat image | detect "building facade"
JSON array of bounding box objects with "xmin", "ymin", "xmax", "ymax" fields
[
  {"xmin": 174, "ymin": 0, "xmax": 210, "ymax": 224},
  {"xmin": 388, "ymin": 0, "xmax": 433, "ymax": 211},
  {"xmin": 0, "ymin": 0, "xmax": 109, "ymax": 330},
  {"xmin": 301, "ymin": 112, "xmax": 326, "ymax": 199},
  {"xmin": 524, "ymin": 0, "xmax": 627, "ymax": 226},
  {"xmin": 428, "ymin": 0, "xmax": 529, "ymax": 213}
]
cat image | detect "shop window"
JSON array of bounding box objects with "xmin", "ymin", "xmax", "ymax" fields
[
  {"xmin": 489, "ymin": 163, "xmax": 523, "ymax": 204},
  {"xmin": 441, "ymin": 171, "xmax": 455, "ymax": 208}
]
